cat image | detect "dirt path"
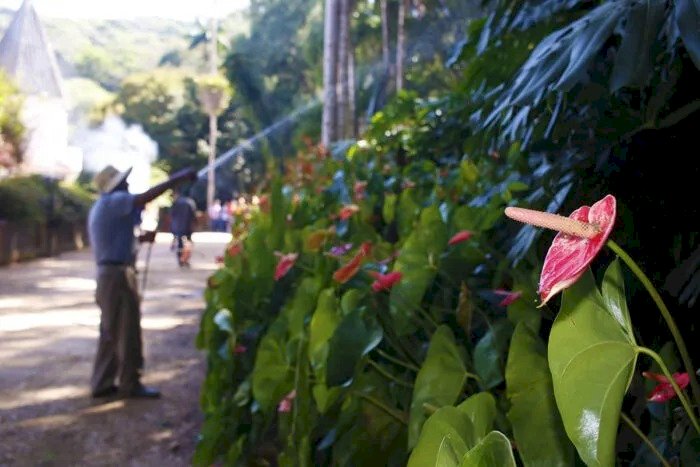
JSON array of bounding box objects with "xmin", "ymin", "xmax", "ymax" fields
[{"xmin": 0, "ymin": 232, "xmax": 228, "ymax": 466}]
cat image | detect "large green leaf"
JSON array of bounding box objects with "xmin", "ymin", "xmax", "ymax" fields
[
  {"xmin": 407, "ymin": 407, "xmax": 476, "ymax": 467},
  {"xmin": 390, "ymin": 206, "xmax": 448, "ymax": 335},
  {"xmin": 408, "ymin": 326, "xmax": 467, "ymax": 448},
  {"xmin": 548, "ymin": 269, "xmax": 637, "ymax": 466},
  {"xmin": 308, "ymin": 288, "xmax": 340, "ymax": 370},
  {"xmin": 506, "ymin": 323, "xmax": 573, "ymax": 467},
  {"xmin": 284, "ymin": 277, "xmax": 323, "ymax": 339},
  {"xmin": 252, "ymin": 319, "xmax": 293, "ymax": 412},
  {"xmin": 676, "ymin": 0, "xmax": 700, "ymax": 69},
  {"xmin": 474, "ymin": 319, "xmax": 513, "ymax": 389},
  {"xmin": 459, "ymin": 431, "xmax": 516, "ymax": 467},
  {"xmin": 456, "ymin": 392, "xmax": 497, "ymax": 441},
  {"xmin": 601, "ymin": 258, "xmax": 635, "ymax": 342},
  {"xmin": 326, "ymin": 309, "xmax": 383, "ymax": 387},
  {"xmin": 610, "ymin": 0, "xmax": 666, "ymax": 91}
]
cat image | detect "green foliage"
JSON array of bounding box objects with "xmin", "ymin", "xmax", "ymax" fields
[
  {"xmin": 506, "ymin": 323, "xmax": 573, "ymax": 466},
  {"xmin": 549, "ymin": 269, "xmax": 637, "ymax": 466},
  {"xmin": 194, "ymin": 0, "xmax": 700, "ymax": 464},
  {"xmin": 0, "ymin": 71, "xmax": 23, "ymax": 167},
  {"xmin": 0, "ymin": 176, "xmax": 93, "ymax": 222}
]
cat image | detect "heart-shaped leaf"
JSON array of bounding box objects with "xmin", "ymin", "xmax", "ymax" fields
[
  {"xmin": 326, "ymin": 309, "xmax": 383, "ymax": 387},
  {"xmin": 474, "ymin": 319, "xmax": 513, "ymax": 389},
  {"xmin": 459, "ymin": 431, "xmax": 516, "ymax": 467},
  {"xmin": 548, "ymin": 269, "xmax": 637, "ymax": 466},
  {"xmin": 407, "ymin": 406, "xmax": 476, "ymax": 467},
  {"xmin": 408, "ymin": 325, "xmax": 466, "ymax": 448},
  {"xmin": 507, "ymin": 322, "xmax": 573, "ymax": 466}
]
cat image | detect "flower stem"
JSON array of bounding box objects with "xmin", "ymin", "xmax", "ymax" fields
[
  {"xmin": 608, "ymin": 239, "xmax": 700, "ymax": 409},
  {"xmin": 367, "ymin": 359, "xmax": 414, "ymax": 388},
  {"xmin": 376, "ymin": 348, "xmax": 419, "ymax": 372},
  {"xmin": 354, "ymin": 392, "xmax": 408, "ymax": 425},
  {"xmin": 620, "ymin": 412, "xmax": 670, "ymax": 467},
  {"xmin": 636, "ymin": 346, "xmax": 700, "ymax": 434}
]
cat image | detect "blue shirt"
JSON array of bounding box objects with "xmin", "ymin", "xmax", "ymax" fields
[{"xmin": 88, "ymin": 191, "xmax": 141, "ymax": 265}]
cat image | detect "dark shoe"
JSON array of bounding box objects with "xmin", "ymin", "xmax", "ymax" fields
[
  {"xmin": 123, "ymin": 385, "xmax": 161, "ymax": 399},
  {"xmin": 91, "ymin": 385, "xmax": 118, "ymax": 398}
]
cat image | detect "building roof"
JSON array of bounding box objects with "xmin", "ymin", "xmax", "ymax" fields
[{"xmin": 0, "ymin": 0, "xmax": 64, "ymax": 98}]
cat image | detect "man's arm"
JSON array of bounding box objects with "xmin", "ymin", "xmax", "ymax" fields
[{"xmin": 134, "ymin": 168, "xmax": 197, "ymax": 209}]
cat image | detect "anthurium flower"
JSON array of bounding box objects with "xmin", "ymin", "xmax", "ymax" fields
[
  {"xmin": 227, "ymin": 242, "xmax": 242, "ymax": 257},
  {"xmin": 234, "ymin": 344, "xmax": 247, "ymax": 354},
  {"xmin": 277, "ymin": 389, "xmax": 297, "ymax": 413},
  {"xmin": 333, "ymin": 242, "xmax": 372, "ymax": 283},
  {"xmin": 494, "ymin": 289, "xmax": 522, "ymax": 307},
  {"xmin": 338, "ymin": 204, "xmax": 360, "ymax": 220},
  {"xmin": 505, "ymin": 195, "xmax": 616, "ymax": 305},
  {"xmin": 370, "ymin": 271, "xmax": 403, "ymax": 292},
  {"xmin": 274, "ymin": 252, "xmax": 298, "ymax": 281},
  {"xmin": 354, "ymin": 180, "xmax": 368, "ymax": 201},
  {"xmin": 215, "ymin": 255, "xmax": 224, "ymax": 264},
  {"xmin": 642, "ymin": 371, "xmax": 690, "ymax": 403},
  {"xmin": 448, "ymin": 230, "xmax": 473, "ymax": 246}
]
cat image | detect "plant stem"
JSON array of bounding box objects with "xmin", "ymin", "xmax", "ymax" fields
[
  {"xmin": 465, "ymin": 371, "xmax": 483, "ymax": 385},
  {"xmin": 620, "ymin": 412, "xmax": 670, "ymax": 467},
  {"xmin": 354, "ymin": 392, "xmax": 408, "ymax": 425},
  {"xmin": 608, "ymin": 239, "xmax": 700, "ymax": 409},
  {"xmin": 376, "ymin": 348, "xmax": 420, "ymax": 372},
  {"xmin": 636, "ymin": 346, "xmax": 700, "ymax": 434},
  {"xmin": 367, "ymin": 359, "xmax": 414, "ymax": 388}
]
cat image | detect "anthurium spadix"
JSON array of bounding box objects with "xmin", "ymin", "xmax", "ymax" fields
[{"xmin": 505, "ymin": 195, "xmax": 616, "ymax": 305}]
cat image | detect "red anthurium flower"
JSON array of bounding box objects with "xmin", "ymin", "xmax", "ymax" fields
[
  {"xmin": 370, "ymin": 271, "xmax": 403, "ymax": 292},
  {"xmin": 333, "ymin": 242, "xmax": 372, "ymax": 283},
  {"xmin": 505, "ymin": 195, "xmax": 616, "ymax": 305},
  {"xmin": 354, "ymin": 181, "xmax": 368, "ymax": 201},
  {"xmin": 338, "ymin": 204, "xmax": 360, "ymax": 220},
  {"xmin": 227, "ymin": 242, "xmax": 242, "ymax": 258},
  {"xmin": 642, "ymin": 371, "xmax": 690, "ymax": 403},
  {"xmin": 274, "ymin": 252, "xmax": 298, "ymax": 281},
  {"xmin": 448, "ymin": 230, "xmax": 473, "ymax": 246},
  {"xmin": 494, "ymin": 289, "xmax": 522, "ymax": 307},
  {"xmin": 278, "ymin": 389, "xmax": 297, "ymax": 413},
  {"xmin": 234, "ymin": 344, "xmax": 247, "ymax": 354}
]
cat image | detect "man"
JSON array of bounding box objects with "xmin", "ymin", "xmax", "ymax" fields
[
  {"xmin": 170, "ymin": 187, "xmax": 197, "ymax": 267},
  {"xmin": 88, "ymin": 165, "xmax": 196, "ymax": 398}
]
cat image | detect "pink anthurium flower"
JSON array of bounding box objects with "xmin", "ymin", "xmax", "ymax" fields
[
  {"xmin": 278, "ymin": 389, "xmax": 297, "ymax": 413},
  {"xmin": 642, "ymin": 371, "xmax": 690, "ymax": 403},
  {"xmin": 369, "ymin": 271, "xmax": 403, "ymax": 292},
  {"xmin": 448, "ymin": 230, "xmax": 473, "ymax": 246},
  {"xmin": 493, "ymin": 289, "xmax": 522, "ymax": 307},
  {"xmin": 338, "ymin": 204, "xmax": 360, "ymax": 220},
  {"xmin": 234, "ymin": 344, "xmax": 247, "ymax": 354},
  {"xmin": 505, "ymin": 195, "xmax": 616, "ymax": 305},
  {"xmin": 274, "ymin": 252, "xmax": 299, "ymax": 281}
]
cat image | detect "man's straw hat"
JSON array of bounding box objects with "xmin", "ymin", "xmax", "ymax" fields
[{"xmin": 93, "ymin": 165, "xmax": 132, "ymax": 193}]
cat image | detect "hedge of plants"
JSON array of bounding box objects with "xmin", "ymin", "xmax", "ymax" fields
[
  {"xmin": 0, "ymin": 175, "xmax": 93, "ymax": 224},
  {"xmin": 195, "ymin": 0, "xmax": 700, "ymax": 464}
]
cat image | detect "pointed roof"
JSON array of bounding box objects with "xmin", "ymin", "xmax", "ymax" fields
[{"xmin": 0, "ymin": 0, "xmax": 64, "ymax": 98}]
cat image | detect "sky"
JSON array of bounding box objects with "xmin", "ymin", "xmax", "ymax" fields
[{"xmin": 0, "ymin": 0, "xmax": 249, "ymax": 20}]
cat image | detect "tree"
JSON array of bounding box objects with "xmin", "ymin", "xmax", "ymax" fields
[
  {"xmin": 322, "ymin": 0, "xmax": 340, "ymax": 145},
  {"xmin": 0, "ymin": 71, "xmax": 24, "ymax": 171}
]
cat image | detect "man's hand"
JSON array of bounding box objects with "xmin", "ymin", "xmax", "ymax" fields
[{"xmin": 138, "ymin": 230, "xmax": 157, "ymax": 243}]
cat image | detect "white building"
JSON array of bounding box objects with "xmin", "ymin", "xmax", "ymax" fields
[{"xmin": 0, "ymin": 0, "xmax": 82, "ymax": 179}]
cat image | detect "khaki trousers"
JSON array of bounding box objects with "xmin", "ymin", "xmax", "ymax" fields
[{"xmin": 91, "ymin": 265, "xmax": 144, "ymax": 394}]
